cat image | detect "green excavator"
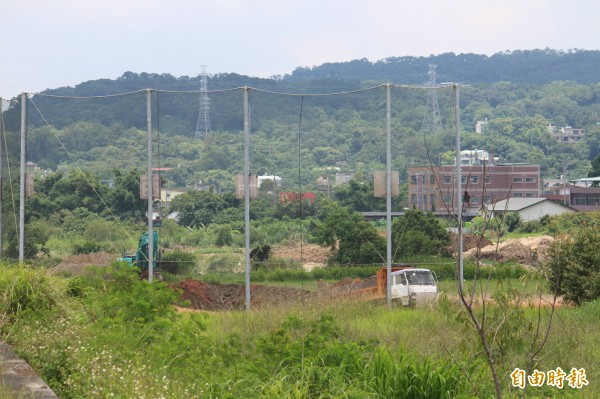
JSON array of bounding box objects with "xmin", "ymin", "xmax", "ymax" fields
[{"xmin": 116, "ymin": 231, "xmax": 162, "ymax": 280}]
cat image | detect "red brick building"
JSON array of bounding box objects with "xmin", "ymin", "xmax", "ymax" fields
[{"xmin": 408, "ymin": 164, "xmax": 541, "ymax": 217}]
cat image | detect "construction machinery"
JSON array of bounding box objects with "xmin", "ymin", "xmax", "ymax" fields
[
  {"xmin": 320, "ymin": 266, "xmax": 438, "ymax": 307},
  {"xmin": 116, "ymin": 231, "xmax": 162, "ymax": 279}
]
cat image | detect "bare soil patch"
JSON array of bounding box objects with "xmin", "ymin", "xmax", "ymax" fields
[
  {"xmin": 175, "ymin": 279, "xmax": 315, "ymax": 311},
  {"xmin": 463, "ymin": 235, "xmax": 554, "ymax": 266},
  {"xmin": 271, "ymin": 242, "xmax": 331, "ymax": 270},
  {"xmin": 450, "ymin": 233, "xmax": 492, "ymax": 253},
  {"xmin": 50, "ymin": 252, "xmax": 117, "ymax": 276}
]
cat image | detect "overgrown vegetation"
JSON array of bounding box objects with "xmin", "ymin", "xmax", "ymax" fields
[{"xmin": 0, "ymin": 262, "xmax": 597, "ymax": 398}]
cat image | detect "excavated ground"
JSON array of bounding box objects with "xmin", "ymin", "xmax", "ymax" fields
[
  {"xmin": 175, "ymin": 279, "xmax": 315, "ymax": 311},
  {"xmin": 49, "ymin": 236, "xmax": 557, "ymax": 312}
]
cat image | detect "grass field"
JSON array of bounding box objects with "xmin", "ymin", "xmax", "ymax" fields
[{"xmin": 0, "ymin": 262, "xmax": 597, "ymax": 398}]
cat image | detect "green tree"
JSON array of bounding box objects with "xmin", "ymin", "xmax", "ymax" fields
[
  {"xmin": 312, "ymin": 200, "xmax": 385, "ymax": 265},
  {"xmin": 589, "ymin": 152, "xmax": 600, "ymax": 180},
  {"xmin": 334, "ymin": 179, "xmax": 385, "ymax": 212},
  {"xmin": 169, "ymin": 190, "xmax": 227, "ymax": 228},
  {"xmin": 108, "ymin": 169, "xmax": 147, "ymax": 221},
  {"xmin": 391, "ymin": 209, "xmax": 450, "ymax": 258},
  {"xmin": 546, "ymin": 227, "xmax": 600, "ymax": 305}
]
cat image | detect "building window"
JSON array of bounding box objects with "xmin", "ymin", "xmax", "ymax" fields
[
  {"xmin": 513, "ymin": 177, "xmax": 523, "ymax": 183},
  {"xmin": 525, "ymin": 177, "xmax": 536, "ymax": 183},
  {"xmin": 411, "ymin": 194, "xmax": 416, "ymax": 204},
  {"xmin": 485, "ymin": 175, "xmax": 491, "ymax": 184},
  {"xmin": 443, "ymin": 175, "xmax": 452, "ymax": 184},
  {"xmin": 461, "ymin": 176, "xmax": 467, "ymax": 184},
  {"xmin": 430, "ymin": 175, "xmax": 436, "ymax": 184},
  {"xmin": 471, "ymin": 196, "xmax": 479, "ymax": 204},
  {"xmin": 513, "ymin": 193, "xmax": 523, "ymax": 198},
  {"xmin": 442, "ymin": 195, "xmax": 452, "ymax": 204},
  {"xmin": 575, "ymin": 197, "xmax": 586, "ymax": 205},
  {"xmin": 470, "ymin": 176, "xmax": 479, "ymax": 184},
  {"xmin": 483, "ymin": 195, "xmax": 492, "ymax": 204},
  {"xmin": 587, "ymin": 196, "xmax": 600, "ymax": 205},
  {"xmin": 411, "ymin": 175, "xmax": 417, "ymax": 184},
  {"xmin": 525, "ymin": 192, "xmax": 534, "ymax": 198},
  {"xmin": 430, "ymin": 194, "xmax": 436, "ymax": 205}
]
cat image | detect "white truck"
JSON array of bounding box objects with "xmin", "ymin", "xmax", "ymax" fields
[
  {"xmin": 389, "ymin": 268, "xmax": 438, "ymax": 306},
  {"xmin": 321, "ymin": 266, "xmax": 438, "ymax": 307}
]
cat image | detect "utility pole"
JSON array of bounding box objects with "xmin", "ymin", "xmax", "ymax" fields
[
  {"xmin": 146, "ymin": 89, "xmax": 154, "ymax": 282},
  {"xmin": 454, "ymin": 85, "xmax": 464, "ymax": 295},
  {"xmin": 0, "ymin": 98, "xmax": 3, "ymax": 257},
  {"xmin": 19, "ymin": 93, "xmax": 27, "ymax": 263},
  {"xmin": 385, "ymin": 83, "xmax": 392, "ymax": 309},
  {"xmin": 243, "ymin": 87, "xmax": 251, "ymax": 310}
]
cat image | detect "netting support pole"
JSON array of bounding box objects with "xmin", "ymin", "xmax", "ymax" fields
[
  {"xmin": 243, "ymin": 87, "xmax": 251, "ymax": 311},
  {"xmin": 19, "ymin": 93, "xmax": 27, "ymax": 263},
  {"xmin": 454, "ymin": 84, "xmax": 464, "ymax": 296},
  {"xmin": 0, "ymin": 98, "xmax": 3, "ymax": 257},
  {"xmin": 385, "ymin": 84, "xmax": 392, "ymax": 309},
  {"xmin": 146, "ymin": 89, "xmax": 154, "ymax": 283}
]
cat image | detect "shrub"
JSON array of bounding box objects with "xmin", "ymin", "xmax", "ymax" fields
[
  {"xmin": 72, "ymin": 240, "xmax": 106, "ymax": 254},
  {"xmin": 0, "ymin": 264, "xmax": 61, "ymax": 316},
  {"xmin": 161, "ymin": 249, "xmax": 196, "ymax": 275},
  {"xmin": 392, "ymin": 209, "xmax": 450, "ymax": 258},
  {"xmin": 503, "ymin": 212, "xmax": 522, "ymax": 232},
  {"xmin": 546, "ymin": 228, "xmax": 600, "ymax": 305},
  {"xmin": 215, "ymin": 225, "xmax": 233, "ymax": 246}
]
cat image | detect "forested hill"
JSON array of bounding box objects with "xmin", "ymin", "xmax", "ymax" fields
[
  {"xmin": 3, "ymin": 48, "xmax": 600, "ymax": 190},
  {"xmin": 286, "ymin": 49, "xmax": 600, "ymax": 84}
]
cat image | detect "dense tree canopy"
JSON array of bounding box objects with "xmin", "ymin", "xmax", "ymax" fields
[{"xmin": 391, "ymin": 210, "xmax": 451, "ymax": 258}]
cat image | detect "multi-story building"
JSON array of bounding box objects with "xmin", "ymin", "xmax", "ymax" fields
[
  {"xmin": 544, "ymin": 182, "xmax": 600, "ymax": 211},
  {"xmin": 549, "ymin": 125, "xmax": 586, "ymax": 144},
  {"xmin": 475, "ymin": 119, "xmax": 489, "ymax": 134},
  {"xmin": 460, "ymin": 149, "xmax": 490, "ymax": 166},
  {"xmin": 407, "ymin": 164, "xmax": 541, "ymax": 217}
]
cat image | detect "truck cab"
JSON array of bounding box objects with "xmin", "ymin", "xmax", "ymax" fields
[{"xmin": 390, "ymin": 268, "xmax": 437, "ymax": 306}]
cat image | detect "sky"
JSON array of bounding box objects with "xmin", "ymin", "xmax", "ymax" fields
[{"xmin": 2, "ymin": 0, "xmax": 600, "ymax": 99}]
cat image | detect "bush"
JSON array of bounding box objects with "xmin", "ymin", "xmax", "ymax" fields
[
  {"xmin": 72, "ymin": 240, "xmax": 106, "ymax": 254},
  {"xmin": 546, "ymin": 228, "xmax": 600, "ymax": 305},
  {"xmin": 161, "ymin": 249, "xmax": 196, "ymax": 275},
  {"xmin": 392, "ymin": 209, "xmax": 450, "ymax": 258},
  {"xmin": 215, "ymin": 225, "xmax": 233, "ymax": 246},
  {"xmin": 515, "ymin": 220, "xmax": 541, "ymax": 233},
  {"xmin": 0, "ymin": 264, "xmax": 61, "ymax": 315}
]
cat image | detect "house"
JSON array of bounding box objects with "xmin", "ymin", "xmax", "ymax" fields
[
  {"xmin": 475, "ymin": 119, "xmax": 488, "ymax": 134},
  {"xmin": 549, "ymin": 125, "xmax": 585, "ymax": 144},
  {"xmin": 484, "ymin": 198, "xmax": 575, "ymax": 222},
  {"xmin": 159, "ymin": 189, "xmax": 185, "ymax": 203}
]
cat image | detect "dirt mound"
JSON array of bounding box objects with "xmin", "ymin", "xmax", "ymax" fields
[
  {"xmin": 464, "ymin": 235, "xmax": 554, "ymax": 266},
  {"xmin": 450, "ymin": 233, "xmax": 492, "ymax": 252},
  {"xmin": 176, "ymin": 279, "xmax": 314, "ymax": 311},
  {"xmin": 50, "ymin": 252, "xmax": 117, "ymax": 276},
  {"xmin": 271, "ymin": 243, "xmax": 331, "ymax": 265}
]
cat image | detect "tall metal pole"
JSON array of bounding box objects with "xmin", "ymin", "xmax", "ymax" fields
[
  {"xmin": 385, "ymin": 84, "xmax": 392, "ymax": 309},
  {"xmin": 454, "ymin": 85, "xmax": 464, "ymax": 294},
  {"xmin": 19, "ymin": 93, "xmax": 27, "ymax": 263},
  {"xmin": 0, "ymin": 98, "xmax": 3, "ymax": 257},
  {"xmin": 243, "ymin": 87, "xmax": 251, "ymax": 310},
  {"xmin": 146, "ymin": 89, "xmax": 154, "ymax": 282}
]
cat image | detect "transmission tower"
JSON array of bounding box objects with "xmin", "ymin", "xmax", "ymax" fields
[
  {"xmin": 195, "ymin": 65, "xmax": 212, "ymax": 138},
  {"xmin": 422, "ymin": 64, "xmax": 442, "ymax": 134}
]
